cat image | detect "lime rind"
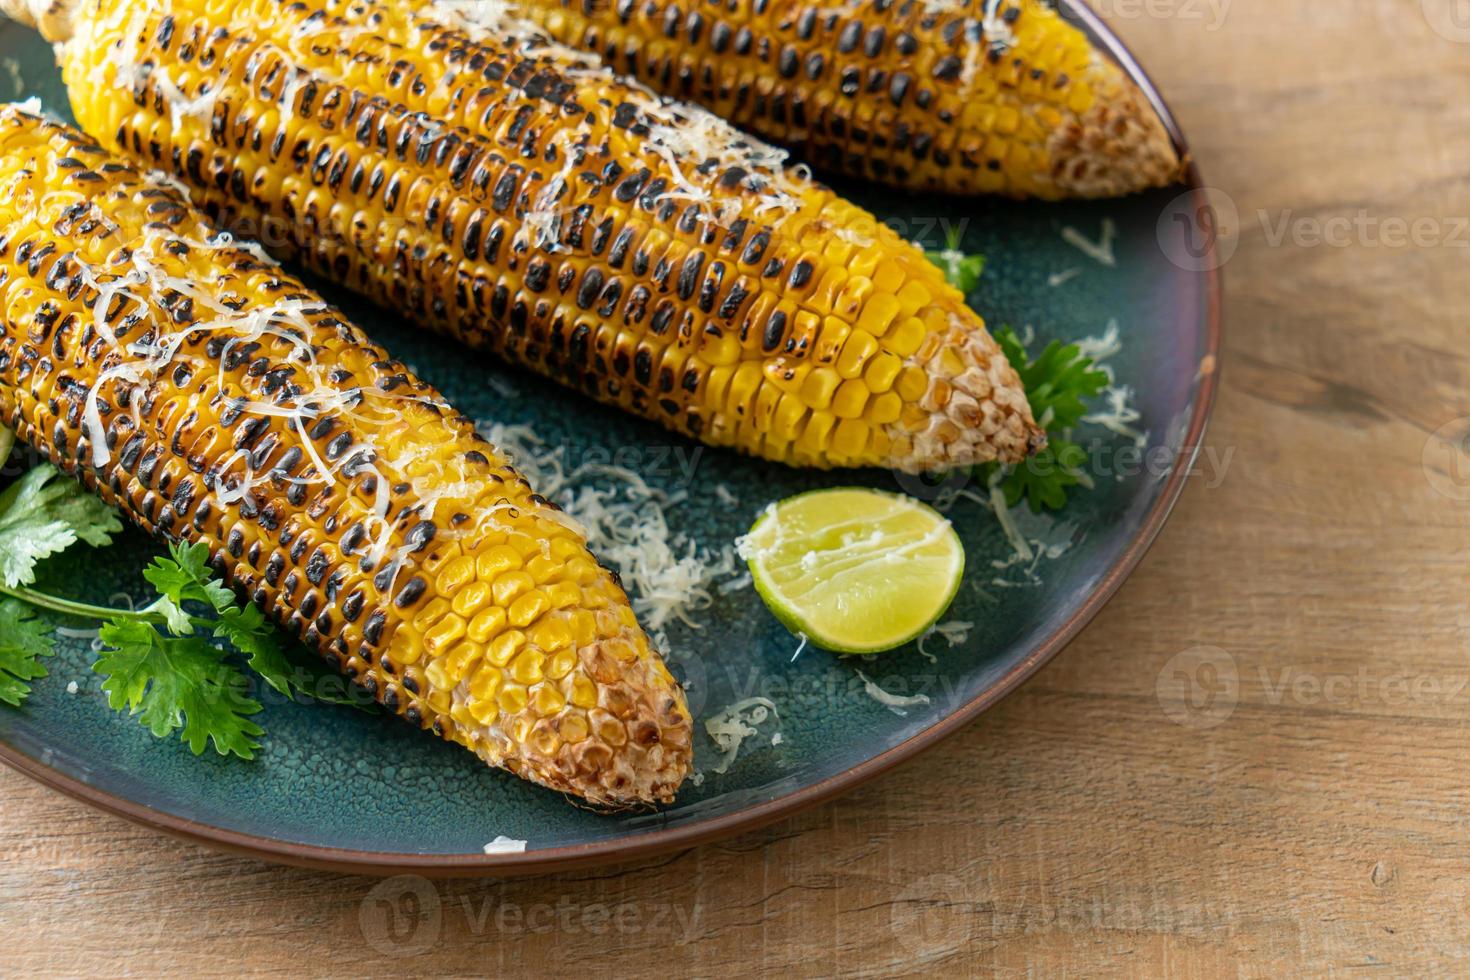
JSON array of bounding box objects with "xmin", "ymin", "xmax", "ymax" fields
[{"xmin": 741, "ymin": 488, "xmax": 965, "ymax": 655}]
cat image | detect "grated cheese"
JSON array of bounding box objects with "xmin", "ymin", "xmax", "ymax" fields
[
  {"xmin": 856, "ymin": 671, "xmax": 931, "ymax": 716},
  {"xmin": 704, "ymin": 697, "xmax": 780, "ymax": 774},
  {"xmin": 917, "ymin": 619, "xmax": 974, "ymax": 660},
  {"xmin": 481, "ymin": 835, "xmax": 528, "ymax": 854},
  {"xmin": 1061, "ymin": 219, "xmax": 1118, "ymax": 267},
  {"xmin": 1047, "ymin": 268, "xmax": 1082, "ymax": 288}
]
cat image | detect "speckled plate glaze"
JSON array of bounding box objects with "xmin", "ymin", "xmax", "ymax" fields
[{"xmin": 0, "ymin": 3, "xmax": 1219, "ymax": 874}]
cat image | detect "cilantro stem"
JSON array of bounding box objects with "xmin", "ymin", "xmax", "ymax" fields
[{"xmin": 0, "ymin": 584, "xmax": 211, "ymax": 631}]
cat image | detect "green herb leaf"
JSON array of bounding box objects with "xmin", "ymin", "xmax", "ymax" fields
[
  {"xmin": 0, "ymin": 598, "xmax": 53, "ymax": 706},
  {"xmin": 94, "ymin": 618, "xmax": 264, "ymax": 759},
  {"xmin": 143, "ymin": 541, "xmax": 235, "ymax": 614},
  {"xmin": 993, "ymin": 325, "xmax": 1109, "ymax": 432},
  {"xmin": 925, "ymin": 228, "xmax": 986, "ymax": 295},
  {"xmin": 213, "ymin": 604, "xmax": 293, "ymax": 698},
  {"xmin": 1000, "ymin": 437, "xmax": 1090, "ymax": 513},
  {"xmin": 0, "ymin": 465, "xmax": 123, "ymax": 587}
]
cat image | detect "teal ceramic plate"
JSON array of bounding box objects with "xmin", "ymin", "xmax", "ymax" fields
[{"xmin": 0, "ymin": 4, "xmax": 1219, "ymax": 873}]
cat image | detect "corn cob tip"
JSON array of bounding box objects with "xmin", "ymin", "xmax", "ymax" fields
[
  {"xmin": 0, "ymin": 0, "xmax": 74, "ymax": 42},
  {"xmin": 1046, "ymin": 54, "xmax": 1185, "ymax": 199},
  {"xmin": 884, "ymin": 313, "xmax": 1044, "ymax": 474}
]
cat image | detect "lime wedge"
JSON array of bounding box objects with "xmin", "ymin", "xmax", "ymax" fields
[{"xmin": 740, "ymin": 488, "xmax": 965, "ymax": 655}]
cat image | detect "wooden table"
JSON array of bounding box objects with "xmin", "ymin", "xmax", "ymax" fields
[{"xmin": 5, "ymin": 0, "xmax": 1469, "ymax": 974}]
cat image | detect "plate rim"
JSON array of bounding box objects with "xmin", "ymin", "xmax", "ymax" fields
[{"xmin": 0, "ymin": 1, "xmax": 1223, "ymax": 876}]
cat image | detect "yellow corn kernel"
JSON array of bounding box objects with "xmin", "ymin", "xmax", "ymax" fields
[
  {"xmin": 813, "ymin": 317, "xmax": 850, "ymax": 364},
  {"xmin": 857, "ymin": 294, "xmax": 901, "ymax": 337},
  {"xmin": 796, "ymin": 411, "xmax": 836, "ymax": 454},
  {"xmin": 869, "ymin": 391, "xmax": 903, "ymax": 425},
  {"xmin": 412, "ymin": 597, "xmax": 451, "ymax": 634},
  {"xmin": 508, "ymin": 589, "xmax": 550, "ymax": 628},
  {"xmin": 831, "ymin": 379, "xmax": 870, "ymax": 420},
  {"xmin": 475, "ymin": 544, "xmax": 521, "ymax": 581},
  {"xmin": 466, "ymin": 605, "xmax": 508, "ymax": 643},
  {"xmin": 525, "ymin": 554, "xmax": 559, "ymax": 584},
  {"xmin": 438, "ymin": 554, "xmax": 476, "ymax": 593},
  {"xmin": 510, "ymin": 648, "xmax": 546, "ymax": 685},
  {"xmin": 559, "ymin": 712, "xmax": 589, "ymax": 743},
  {"xmin": 570, "ymin": 671, "xmax": 599, "ymax": 709},
  {"xmin": 885, "ymin": 317, "xmax": 927, "ymax": 358},
  {"xmin": 530, "ymin": 617, "xmax": 573, "ymax": 652},
  {"xmin": 533, "ymin": 684, "xmax": 566, "ymax": 716},
  {"xmin": 492, "ymin": 570, "xmax": 534, "ymax": 606},
  {"xmin": 773, "ymin": 392, "xmax": 808, "ymax": 441},
  {"xmin": 450, "ymin": 580, "xmax": 492, "ymax": 618},
  {"xmin": 836, "ymin": 331, "xmax": 879, "ymax": 379},
  {"xmin": 469, "ymin": 663, "xmax": 504, "ymax": 701},
  {"xmin": 487, "ymin": 629, "xmax": 527, "ymax": 667},
  {"xmin": 497, "ymin": 683, "xmax": 529, "ymax": 715},
  {"xmin": 897, "ymin": 365, "xmax": 930, "ymax": 401},
  {"xmin": 546, "ymin": 647, "xmax": 578, "ymax": 680},
  {"xmin": 422, "ymin": 614, "xmax": 467, "ymax": 657},
  {"xmin": 569, "ymin": 609, "xmax": 597, "ymax": 647},
  {"xmin": 832, "ymin": 418, "xmax": 870, "ymax": 457},
  {"xmin": 469, "ymin": 696, "xmax": 500, "ymax": 727},
  {"xmin": 800, "ymin": 366, "xmax": 841, "ymax": 409},
  {"xmin": 545, "ymin": 581, "xmax": 582, "ymax": 609},
  {"xmin": 864, "ymin": 352, "xmax": 903, "ymax": 393}
]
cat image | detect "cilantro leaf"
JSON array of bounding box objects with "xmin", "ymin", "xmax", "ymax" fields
[
  {"xmin": 213, "ymin": 604, "xmax": 293, "ymax": 698},
  {"xmin": 0, "ymin": 598, "xmax": 53, "ymax": 706},
  {"xmin": 994, "ymin": 325, "xmax": 1109, "ymax": 432},
  {"xmin": 925, "ymin": 227, "xmax": 985, "ymax": 295},
  {"xmin": 0, "ymin": 465, "xmax": 123, "ymax": 586},
  {"xmin": 94, "ymin": 619, "xmax": 264, "ymax": 759},
  {"xmin": 999, "ymin": 437, "xmax": 1090, "ymax": 513},
  {"xmin": 142, "ymin": 541, "xmax": 235, "ymax": 614}
]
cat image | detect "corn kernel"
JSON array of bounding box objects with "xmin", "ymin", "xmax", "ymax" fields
[
  {"xmin": 510, "ymin": 648, "xmax": 546, "ymax": 685},
  {"xmin": 869, "ymin": 391, "xmax": 903, "ymax": 425},
  {"xmin": 831, "ymin": 379, "xmax": 869, "ymax": 419},
  {"xmin": 422, "ymin": 614, "xmax": 466, "ymax": 656},
  {"xmin": 896, "ymin": 365, "xmax": 930, "ymax": 401},
  {"xmin": 547, "ymin": 647, "xmax": 578, "ymax": 680},
  {"xmin": 411, "ymin": 597, "xmax": 451, "ymax": 634},
  {"xmin": 545, "ymin": 581, "xmax": 581, "ymax": 609},
  {"xmin": 531, "ymin": 617, "xmax": 573, "ymax": 652},
  {"xmin": 469, "ymin": 663, "xmax": 503, "ymax": 701},
  {"xmin": 466, "ymin": 605, "xmax": 507, "ymax": 643},
  {"xmin": 836, "ymin": 331, "xmax": 879, "ymax": 379},
  {"xmin": 533, "ymin": 684, "xmax": 566, "ymax": 715},
  {"xmin": 469, "ymin": 696, "xmax": 500, "ymax": 726},
  {"xmin": 509, "ymin": 589, "xmax": 550, "ymax": 628},
  {"xmin": 438, "ymin": 555, "xmax": 476, "ymax": 592},
  {"xmin": 864, "ymin": 352, "xmax": 903, "ymax": 393},
  {"xmin": 569, "ymin": 610, "xmax": 597, "ymax": 646},
  {"xmin": 800, "ymin": 366, "xmax": 840, "ymax": 409},
  {"xmin": 857, "ymin": 294, "xmax": 901, "ymax": 337},
  {"xmin": 833, "ymin": 418, "xmax": 870, "ymax": 456},
  {"xmin": 570, "ymin": 671, "xmax": 598, "ymax": 709},
  {"xmin": 475, "ymin": 544, "xmax": 521, "ymax": 581},
  {"xmin": 450, "ymin": 580, "xmax": 492, "ymax": 618},
  {"xmin": 487, "ymin": 629, "xmax": 527, "ymax": 667},
  {"xmin": 492, "ymin": 570, "xmax": 534, "ymax": 606},
  {"xmin": 559, "ymin": 712, "xmax": 589, "ymax": 743},
  {"xmin": 885, "ymin": 317, "xmax": 926, "ymax": 358},
  {"xmin": 497, "ymin": 684, "xmax": 529, "ymax": 715}
]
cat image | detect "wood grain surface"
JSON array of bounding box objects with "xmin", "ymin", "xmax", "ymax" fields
[{"xmin": 4, "ymin": 0, "xmax": 1470, "ymax": 975}]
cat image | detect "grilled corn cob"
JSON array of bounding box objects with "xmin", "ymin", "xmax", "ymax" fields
[
  {"xmin": 0, "ymin": 103, "xmax": 691, "ymax": 806},
  {"xmin": 513, "ymin": 0, "xmax": 1184, "ymax": 198},
  {"xmin": 8, "ymin": 0, "xmax": 1042, "ymax": 474}
]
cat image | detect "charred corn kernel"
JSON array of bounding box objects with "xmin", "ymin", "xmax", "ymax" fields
[
  {"xmin": 466, "ymin": 606, "xmax": 508, "ymax": 644},
  {"xmin": 488, "ymin": 630, "xmax": 528, "ymax": 667},
  {"xmin": 0, "ymin": 107, "xmax": 690, "ymax": 806},
  {"xmin": 514, "ymin": 0, "xmax": 1180, "ymax": 198},
  {"xmin": 832, "ymin": 380, "xmax": 870, "ymax": 420},
  {"xmin": 34, "ymin": 0, "xmax": 1040, "ymax": 476}
]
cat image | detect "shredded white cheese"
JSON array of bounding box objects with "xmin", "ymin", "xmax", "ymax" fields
[
  {"xmin": 856, "ymin": 671, "xmax": 931, "ymax": 716},
  {"xmin": 1061, "ymin": 219, "xmax": 1118, "ymax": 267},
  {"xmin": 917, "ymin": 619, "xmax": 974, "ymax": 661},
  {"xmin": 704, "ymin": 697, "xmax": 779, "ymax": 774},
  {"xmin": 1047, "ymin": 268, "xmax": 1082, "ymax": 288},
  {"xmin": 482, "ymin": 835, "xmax": 528, "ymax": 854}
]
